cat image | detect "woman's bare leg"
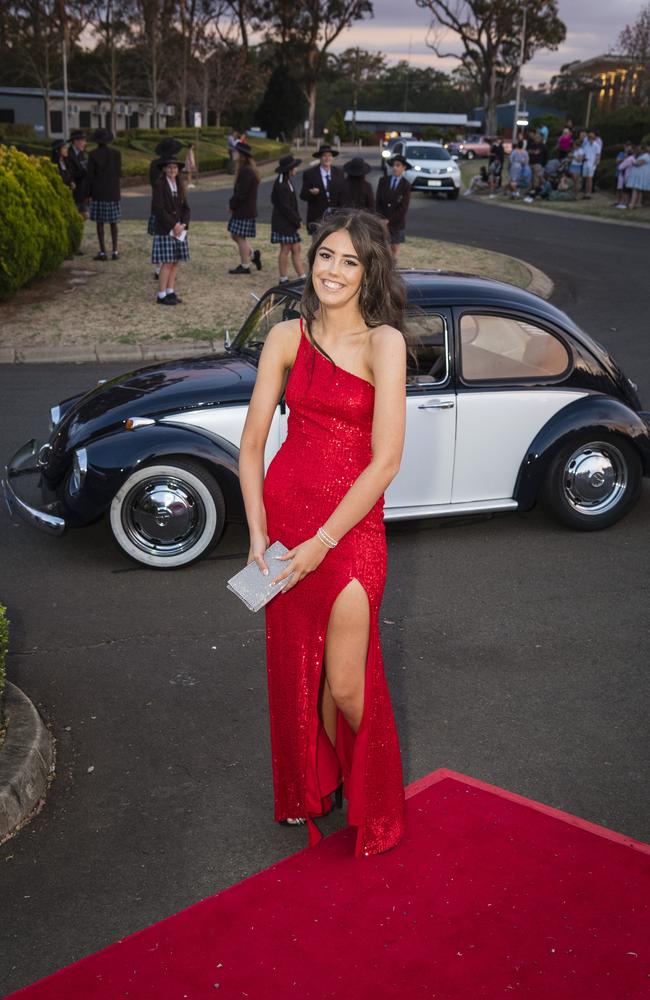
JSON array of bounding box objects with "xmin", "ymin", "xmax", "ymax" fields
[
  {"xmin": 319, "ymin": 676, "xmax": 338, "ymax": 746},
  {"xmin": 278, "ymin": 244, "xmax": 290, "ymax": 278},
  {"xmin": 291, "ymin": 243, "xmax": 304, "ymax": 276},
  {"xmin": 324, "ymin": 580, "xmax": 370, "ymax": 733},
  {"xmin": 158, "ymin": 263, "xmax": 172, "ymax": 294},
  {"xmin": 235, "ymin": 235, "xmax": 252, "ymax": 266}
]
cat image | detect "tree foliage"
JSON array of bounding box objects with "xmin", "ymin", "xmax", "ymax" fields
[
  {"xmin": 617, "ymin": 2, "xmax": 650, "ymax": 106},
  {"xmin": 415, "ymin": 0, "xmax": 566, "ymax": 133}
]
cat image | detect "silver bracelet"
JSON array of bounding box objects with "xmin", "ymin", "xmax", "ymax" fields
[{"xmin": 317, "ymin": 526, "xmax": 338, "ymax": 549}]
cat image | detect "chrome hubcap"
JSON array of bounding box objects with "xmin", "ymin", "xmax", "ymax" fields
[
  {"xmin": 122, "ymin": 476, "xmax": 206, "ymax": 556},
  {"xmin": 562, "ymin": 443, "xmax": 627, "ymax": 515}
]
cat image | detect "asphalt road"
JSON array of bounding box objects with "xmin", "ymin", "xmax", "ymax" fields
[{"xmin": 1, "ymin": 192, "xmax": 650, "ymax": 994}]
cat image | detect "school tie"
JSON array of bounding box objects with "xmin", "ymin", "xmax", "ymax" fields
[
  {"xmin": 391, "ymin": 176, "xmax": 398, "ymax": 190},
  {"xmin": 324, "ymin": 173, "xmax": 331, "ymax": 199}
]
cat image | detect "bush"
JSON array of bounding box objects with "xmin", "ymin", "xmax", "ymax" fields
[
  {"xmin": 0, "ymin": 146, "xmax": 83, "ymax": 300},
  {"xmin": 593, "ymin": 106, "xmax": 650, "ymax": 146},
  {"xmin": 0, "ymin": 604, "xmax": 8, "ymax": 717}
]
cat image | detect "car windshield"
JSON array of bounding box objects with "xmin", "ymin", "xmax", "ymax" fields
[
  {"xmin": 231, "ymin": 291, "xmax": 301, "ymax": 355},
  {"xmin": 406, "ymin": 145, "xmax": 450, "ymax": 161}
]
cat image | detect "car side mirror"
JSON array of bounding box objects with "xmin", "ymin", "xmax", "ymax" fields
[{"xmin": 224, "ymin": 329, "xmax": 232, "ymax": 349}]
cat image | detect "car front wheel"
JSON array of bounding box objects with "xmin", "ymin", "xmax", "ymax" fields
[
  {"xmin": 447, "ymin": 188, "xmax": 460, "ymax": 200},
  {"xmin": 542, "ymin": 435, "xmax": 641, "ymax": 531},
  {"xmin": 109, "ymin": 459, "xmax": 226, "ymax": 567}
]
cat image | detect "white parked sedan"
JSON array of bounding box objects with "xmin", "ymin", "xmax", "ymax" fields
[{"xmin": 387, "ymin": 140, "xmax": 462, "ymax": 199}]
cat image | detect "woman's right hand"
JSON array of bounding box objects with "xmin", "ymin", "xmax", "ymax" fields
[{"xmin": 248, "ymin": 530, "xmax": 270, "ymax": 575}]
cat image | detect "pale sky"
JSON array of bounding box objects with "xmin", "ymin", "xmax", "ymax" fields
[{"xmin": 329, "ymin": 0, "xmax": 645, "ymax": 88}]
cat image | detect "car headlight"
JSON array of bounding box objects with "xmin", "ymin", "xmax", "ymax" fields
[
  {"xmin": 381, "ymin": 149, "xmax": 391, "ymax": 158},
  {"xmin": 414, "ymin": 165, "xmax": 421, "ymax": 171},
  {"xmin": 49, "ymin": 405, "xmax": 62, "ymax": 433},
  {"xmin": 69, "ymin": 448, "xmax": 88, "ymax": 496}
]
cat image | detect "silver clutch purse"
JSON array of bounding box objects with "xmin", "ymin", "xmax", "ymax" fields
[{"xmin": 226, "ymin": 541, "xmax": 292, "ymax": 612}]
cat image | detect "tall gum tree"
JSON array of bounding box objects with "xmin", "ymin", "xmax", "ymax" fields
[
  {"xmin": 415, "ymin": 0, "xmax": 566, "ymax": 135},
  {"xmin": 259, "ymin": 0, "xmax": 373, "ymax": 139}
]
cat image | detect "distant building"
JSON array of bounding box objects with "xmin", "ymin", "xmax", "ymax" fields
[
  {"xmin": 344, "ymin": 110, "xmax": 481, "ymax": 140},
  {"xmin": 471, "ymin": 102, "xmax": 564, "ymax": 135},
  {"xmin": 568, "ymin": 54, "xmax": 646, "ymax": 116},
  {"xmin": 0, "ymin": 87, "xmax": 174, "ymax": 138}
]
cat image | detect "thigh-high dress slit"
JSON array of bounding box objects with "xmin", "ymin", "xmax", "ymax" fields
[{"xmin": 263, "ymin": 321, "xmax": 405, "ymax": 858}]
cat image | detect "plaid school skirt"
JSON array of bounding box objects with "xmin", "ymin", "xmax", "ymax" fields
[
  {"xmin": 271, "ymin": 231, "xmax": 301, "ymax": 244},
  {"xmin": 228, "ymin": 216, "xmax": 256, "ymax": 238},
  {"xmin": 151, "ymin": 234, "xmax": 190, "ymax": 264},
  {"xmin": 90, "ymin": 200, "xmax": 121, "ymax": 223}
]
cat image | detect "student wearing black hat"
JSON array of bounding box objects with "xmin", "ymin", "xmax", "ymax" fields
[
  {"xmin": 299, "ymin": 144, "xmax": 345, "ymax": 233},
  {"xmin": 341, "ymin": 157, "xmax": 375, "ymax": 211},
  {"xmin": 228, "ymin": 140, "xmax": 262, "ymax": 275},
  {"xmin": 51, "ymin": 140, "xmax": 73, "ymax": 189},
  {"xmin": 151, "ymin": 156, "xmax": 191, "ymax": 306},
  {"xmin": 68, "ymin": 130, "xmax": 89, "ymax": 214},
  {"xmin": 87, "ymin": 128, "xmax": 122, "ymax": 261},
  {"xmin": 376, "ymin": 154, "xmax": 412, "ymax": 258},
  {"xmin": 148, "ymin": 138, "xmax": 184, "ymax": 279},
  {"xmin": 271, "ymin": 155, "xmax": 306, "ymax": 284}
]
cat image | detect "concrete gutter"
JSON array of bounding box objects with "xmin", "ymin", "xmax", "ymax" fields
[{"xmin": 0, "ymin": 682, "xmax": 54, "ymax": 842}]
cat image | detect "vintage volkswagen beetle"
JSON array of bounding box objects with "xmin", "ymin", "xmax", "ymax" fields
[{"xmin": 4, "ymin": 272, "xmax": 650, "ymax": 569}]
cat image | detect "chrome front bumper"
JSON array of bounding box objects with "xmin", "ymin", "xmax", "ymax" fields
[{"xmin": 2, "ymin": 440, "xmax": 66, "ymax": 535}]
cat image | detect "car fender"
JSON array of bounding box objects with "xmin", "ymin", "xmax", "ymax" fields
[
  {"xmin": 62, "ymin": 423, "xmax": 244, "ymax": 526},
  {"xmin": 514, "ymin": 394, "xmax": 650, "ymax": 510}
]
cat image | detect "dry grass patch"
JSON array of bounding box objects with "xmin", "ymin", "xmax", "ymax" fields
[{"xmin": 0, "ymin": 220, "xmax": 536, "ymax": 349}]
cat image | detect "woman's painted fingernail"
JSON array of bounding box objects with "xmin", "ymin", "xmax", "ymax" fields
[{"xmin": 263, "ymin": 568, "xmax": 269, "ymax": 576}]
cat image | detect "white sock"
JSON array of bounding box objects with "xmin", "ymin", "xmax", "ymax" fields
[
  {"xmin": 167, "ymin": 288, "xmax": 174, "ymax": 295},
  {"xmin": 158, "ymin": 291, "xmax": 167, "ymax": 300}
]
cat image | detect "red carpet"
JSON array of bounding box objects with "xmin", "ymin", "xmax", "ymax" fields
[{"xmin": 11, "ymin": 769, "xmax": 650, "ymax": 999}]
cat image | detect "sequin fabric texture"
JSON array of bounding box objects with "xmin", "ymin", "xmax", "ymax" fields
[{"xmin": 263, "ymin": 322, "xmax": 406, "ymax": 858}]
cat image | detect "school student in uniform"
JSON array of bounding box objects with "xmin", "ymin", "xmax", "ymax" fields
[
  {"xmin": 67, "ymin": 130, "xmax": 89, "ymax": 215},
  {"xmin": 148, "ymin": 137, "xmax": 184, "ymax": 280},
  {"xmin": 228, "ymin": 141, "xmax": 261, "ymax": 274},
  {"xmin": 299, "ymin": 144, "xmax": 345, "ymax": 233},
  {"xmin": 270, "ymin": 154, "xmax": 306, "ymax": 284},
  {"xmin": 375, "ymin": 154, "xmax": 412, "ymax": 257},
  {"xmin": 341, "ymin": 157, "xmax": 375, "ymax": 211},
  {"xmin": 51, "ymin": 140, "xmax": 74, "ymax": 189},
  {"xmin": 87, "ymin": 128, "xmax": 122, "ymax": 261},
  {"xmin": 151, "ymin": 156, "xmax": 190, "ymax": 306}
]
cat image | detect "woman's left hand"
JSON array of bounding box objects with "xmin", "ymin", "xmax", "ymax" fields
[{"xmin": 272, "ymin": 536, "xmax": 328, "ymax": 593}]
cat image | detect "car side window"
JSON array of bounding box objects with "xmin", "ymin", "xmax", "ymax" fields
[
  {"xmin": 234, "ymin": 292, "xmax": 293, "ymax": 351},
  {"xmin": 406, "ymin": 313, "xmax": 448, "ymax": 387},
  {"xmin": 459, "ymin": 313, "xmax": 570, "ymax": 382}
]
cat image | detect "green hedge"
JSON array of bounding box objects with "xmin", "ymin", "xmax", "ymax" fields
[
  {"xmin": 0, "ymin": 604, "xmax": 8, "ymax": 715},
  {"xmin": 593, "ymin": 107, "xmax": 650, "ymax": 146},
  {"xmin": 0, "ymin": 145, "xmax": 83, "ymax": 300}
]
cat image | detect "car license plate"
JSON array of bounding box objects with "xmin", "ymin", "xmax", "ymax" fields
[{"xmin": 427, "ymin": 179, "xmax": 442, "ymax": 187}]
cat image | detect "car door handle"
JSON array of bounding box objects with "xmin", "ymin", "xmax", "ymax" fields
[{"xmin": 417, "ymin": 399, "xmax": 455, "ymax": 410}]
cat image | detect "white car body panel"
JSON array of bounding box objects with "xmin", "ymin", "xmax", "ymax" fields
[
  {"xmin": 385, "ymin": 392, "xmax": 456, "ymax": 508},
  {"xmin": 452, "ymin": 389, "xmax": 588, "ymax": 502},
  {"xmin": 161, "ymin": 406, "xmax": 283, "ymax": 471}
]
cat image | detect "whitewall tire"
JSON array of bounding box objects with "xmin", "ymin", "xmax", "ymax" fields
[{"xmin": 109, "ymin": 459, "xmax": 226, "ymax": 568}]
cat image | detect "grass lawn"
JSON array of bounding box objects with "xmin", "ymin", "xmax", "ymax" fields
[{"xmin": 0, "ymin": 220, "xmax": 538, "ymax": 350}]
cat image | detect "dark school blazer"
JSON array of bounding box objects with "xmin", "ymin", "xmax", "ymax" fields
[
  {"xmin": 376, "ymin": 175, "xmax": 411, "ymax": 230},
  {"xmin": 151, "ymin": 176, "xmax": 191, "ymax": 236},
  {"xmin": 67, "ymin": 146, "xmax": 88, "ymax": 204},
  {"xmin": 229, "ymin": 164, "xmax": 259, "ymax": 219},
  {"xmin": 87, "ymin": 145, "xmax": 122, "ymax": 202},
  {"xmin": 271, "ymin": 178, "xmax": 302, "ymax": 235},
  {"xmin": 299, "ymin": 163, "xmax": 345, "ymax": 226},
  {"xmin": 341, "ymin": 178, "xmax": 375, "ymax": 212}
]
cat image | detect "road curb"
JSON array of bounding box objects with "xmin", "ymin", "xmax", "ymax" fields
[
  {"xmin": 521, "ymin": 259, "xmax": 554, "ymax": 299},
  {"xmin": 479, "ymin": 195, "xmax": 650, "ymax": 230},
  {"xmin": 0, "ymin": 340, "xmax": 226, "ymax": 365},
  {"xmin": 0, "ymin": 682, "xmax": 54, "ymax": 842}
]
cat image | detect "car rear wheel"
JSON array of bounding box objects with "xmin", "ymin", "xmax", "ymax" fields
[
  {"xmin": 542, "ymin": 434, "xmax": 641, "ymax": 531},
  {"xmin": 109, "ymin": 459, "xmax": 226, "ymax": 567}
]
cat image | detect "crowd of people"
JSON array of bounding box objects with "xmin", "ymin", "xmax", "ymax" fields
[{"xmin": 462, "ymin": 127, "xmax": 650, "ymax": 210}]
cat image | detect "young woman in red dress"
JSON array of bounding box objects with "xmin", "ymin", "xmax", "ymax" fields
[{"xmin": 239, "ymin": 210, "xmax": 407, "ymax": 858}]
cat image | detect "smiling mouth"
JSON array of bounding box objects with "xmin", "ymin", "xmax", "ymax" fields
[{"xmin": 321, "ymin": 279, "xmax": 344, "ymax": 290}]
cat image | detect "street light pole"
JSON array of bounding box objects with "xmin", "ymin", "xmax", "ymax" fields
[
  {"xmin": 512, "ymin": 2, "xmax": 527, "ymax": 141},
  {"xmin": 58, "ymin": 0, "xmax": 69, "ymax": 139}
]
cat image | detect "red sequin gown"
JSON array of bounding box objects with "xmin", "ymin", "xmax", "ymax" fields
[{"xmin": 262, "ymin": 321, "xmax": 406, "ymax": 858}]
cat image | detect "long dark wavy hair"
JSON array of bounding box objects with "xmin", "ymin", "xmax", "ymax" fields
[{"xmin": 301, "ymin": 209, "xmax": 410, "ymax": 361}]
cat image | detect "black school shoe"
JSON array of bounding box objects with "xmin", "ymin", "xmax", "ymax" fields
[
  {"xmin": 166, "ymin": 292, "xmax": 183, "ymax": 304},
  {"xmin": 229, "ymin": 264, "xmax": 251, "ymax": 274},
  {"xmin": 252, "ymin": 249, "xmax": 262, "ymax": 271},
  {"xmin": 93, "ymin": 252, "xmax": 108, "ymax": 261},
  {"xmin": 156, "ymin": 295, "xmax": 177, "ymax": 305}
]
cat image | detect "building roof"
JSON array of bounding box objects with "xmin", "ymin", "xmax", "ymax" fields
[
  {"xmin": 568, "ymin": 54, "xmax": 643, "ymax": 75},
  {"xmin": 0, "ymin": 86, "xmax": 153, "ymax": 102},
  {"xmin": 344, "ymin": 110, "xmax": 472, "ymax": 127}
]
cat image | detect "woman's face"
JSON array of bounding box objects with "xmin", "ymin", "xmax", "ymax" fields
[
  {"xmin": 165, "ymin": 163, "xmax": 179, "ymax": 179},
  {"xmin": 312, "ymin": 228, "xmax": 364, "ymax": 310},
  {"xmin": 60, "ymin": 144, "xmax": 69, "ymax": 158}
]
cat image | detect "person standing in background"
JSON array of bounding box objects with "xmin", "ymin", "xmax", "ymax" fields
[
  {"xmin": 151, "ymin": 156, "xmax": 191, "ymax": 306},
  {"xmin": 51, "ymin": 140, "xmax": 73, "ymax": 190},
  {"xmin": 581, "ymin": 131, "xmax": 600, "ymax": 199},
  {"xmin": 270, "ymin": 154, "xmax": 306, "ymax": 284},
  {"xmin": 627, "ymin": 144, "xmax": 650, "ymax": 210},
  {"xmin": 341, "ymin": 158, "xmax": 375, "ymax": 211},
  {"xmin": 300, "ymin": 144, "xmax": 345, "ymax": 233},
  {"xmin": 227, "ymin": 129, "xmax": 238, "ymax": 174},
  {"xmin": 67, "ymin": 130, "xmax": 89, "ymax": 217},
  {"xmin": 87, "ymin": 128, "xmax": 121, "ymax": 261},
  {"xmin": 148, "ymin": 137, "xmax": 185, "ymax": 278},
  {"xmin": 375, "ymin": 154, "xmax": 411, "ymax": 257},
  {"xmin": 227, "ymin": 140, "xmax": 262, "ymax": 275},
  {"xmin": 184, "ymin": 142, "xmax": 197, "ymax": 188}
]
